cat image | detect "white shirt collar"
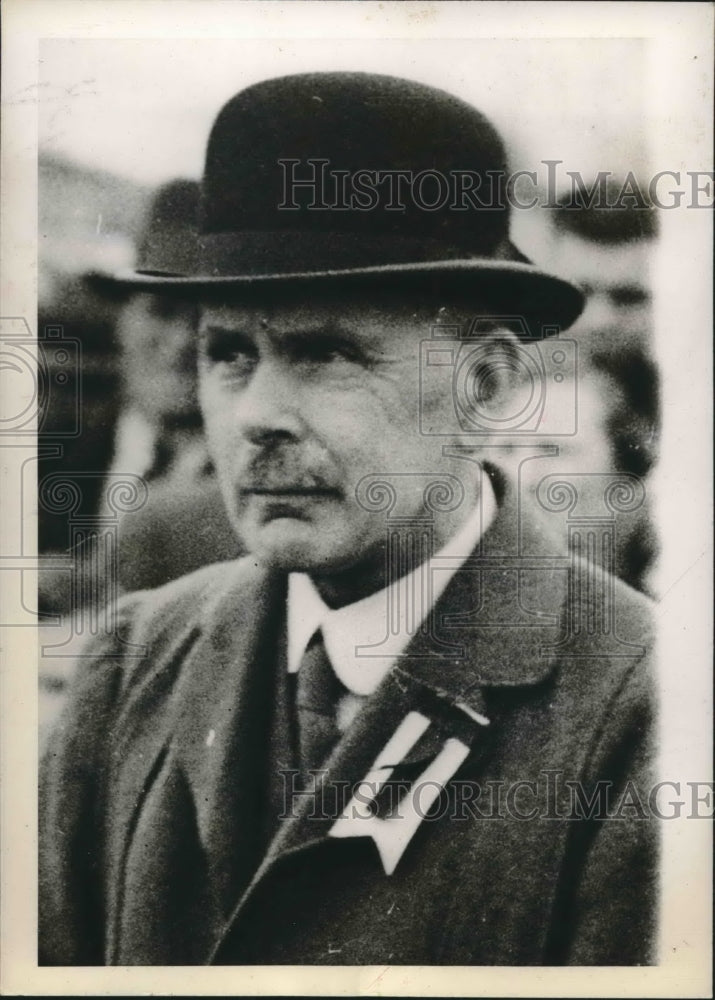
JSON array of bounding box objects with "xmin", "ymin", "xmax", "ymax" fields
[{"xmin": 287, "ymin": 473, "xmax": 497, "ymax": 696}]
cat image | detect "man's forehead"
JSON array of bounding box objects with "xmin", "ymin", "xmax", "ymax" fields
[{"xmin": 197, "ymin": 291, "xmax": 469, "ymax": 330}]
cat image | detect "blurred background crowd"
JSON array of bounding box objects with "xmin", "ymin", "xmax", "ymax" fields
[{"xmin": 36, "ymin": 39, "xmax": 660, "ymax": 745}]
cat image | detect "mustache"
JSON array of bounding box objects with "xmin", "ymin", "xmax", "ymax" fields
[{"xmin": 238, "ymin": 448, "xmax": 339, "ymax": 493}]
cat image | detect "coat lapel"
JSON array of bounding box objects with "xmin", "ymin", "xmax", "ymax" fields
[
  {"xmin": 106, "ymin": 563, "xmax": 291, "ymax": 960},
  {"xmin": 167, "ymin": 568, "xmax": 292, "ymax": 915},
  {"xmin": 208, "ymin": 484, "xmax": 570, "ymax": 960}
]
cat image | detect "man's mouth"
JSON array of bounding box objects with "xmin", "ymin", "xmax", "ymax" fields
[
  {"xmin": 238, "ymin": 454, "xmax": 340, "ymax": 500},
  {"xmin": 240, "ymin": 486, "xmax": 340, "ymax": 497}
]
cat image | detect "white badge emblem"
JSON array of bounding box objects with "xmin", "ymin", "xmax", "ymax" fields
[{"xmin": 328, "ymin": 710, "xmax": 474, "ymax": 875}]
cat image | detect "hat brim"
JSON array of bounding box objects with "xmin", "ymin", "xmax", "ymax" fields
[
  {"xmin": 82, "ymin": 270, "xmax": 134, "ymax": 303},
  {"xmin": 100, "ymin": 258, "xmax": 585, "ymax": 337}
]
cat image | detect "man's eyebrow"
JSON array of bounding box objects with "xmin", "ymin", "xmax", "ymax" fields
[
  {"xmin": 279, "ymin": 324, "xmax": 361, "ymax": 342},
  {"xmin": 199, "ymin": 323, "xmax": 253, "ymax": 339},
  {"xmin": 199, "ymin": 319, "xmax": 379, "ymax": 353},
  {"xmin": 199, "ymin": 319, "xmax": 355, "ymax": 334}
]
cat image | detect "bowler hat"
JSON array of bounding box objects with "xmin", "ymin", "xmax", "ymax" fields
[
  {"xmin": 112, "ymin": 72, "xmax": 584, "ymax": 335},
  {"xmin": 86, "ymin": 179, "xmax": 199, "ymax": 298}
]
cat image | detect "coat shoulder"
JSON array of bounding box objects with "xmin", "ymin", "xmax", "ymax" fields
[
  {"xmin": 610, "ymin": 570, "xmax": 655, "ymax": 645},
  {"xmin": 114, "ymin": 555, "xmax": 274, "ymax": 688},
  {"xmin": 52, "ymin": 557, "xmax": 272, "ymax": 724},
  {"xmin": 131, "ymin": 553, "xmax": 267, "ymax": 618},
  {"xmin": 553, "ymin": 560, "xmax": 656, "ymax": 735},
  {"xmin": 569, "ymin": 555, "xmax": 656, "ymax": 651},
  {"xmin": 126, "ymin": 555, "xmax": 263, "ymax": 628}
]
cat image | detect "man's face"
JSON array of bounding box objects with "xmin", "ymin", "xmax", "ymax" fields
[
  {"xmin": 546, "ymin": 234, "xmax": 653, "ymax": 353},
  {"xmin": 117, "ymin": 293, "xmax": 199, "ymax": 424},
  {"xmin": 198, "ymin": 291, "xmax": 482, "ymax": 580}
]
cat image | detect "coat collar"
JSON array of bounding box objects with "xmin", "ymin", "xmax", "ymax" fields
[
  {"xmin": 397, "ymin": 476, "xmax": 569, "ymax": 700},
  {"xmin": 285, "ymin": 477, "xmax": 496, "ymax": 690},
  {"xmin": 172, "ymin": 473, "xmax": 568, "ymax": 760}
]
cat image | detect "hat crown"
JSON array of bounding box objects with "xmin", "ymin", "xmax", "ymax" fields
[
  {"xmin": 136, "ymin": 178, "xmax": 199, "ymax": 273},
  {"xmin": 117, "ymin": 71, "xmax": 584, "ymax": 337},
  {"xmin": 201, "ymin": 72, "xmax": 510, "ymax": 254}
]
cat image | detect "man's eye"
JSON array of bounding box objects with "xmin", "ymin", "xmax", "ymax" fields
[
  {"xmin": 148, "ymin": 296, "xmax": 195, "ymax": 322},
  {"xmin": 610, "ymin": 286, "xmax": 650, "ymax": 308},
  {"xmin": 203, "ymin": 329, "xmax": 257, "ymax": 366}
]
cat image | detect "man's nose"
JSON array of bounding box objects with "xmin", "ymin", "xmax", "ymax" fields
[
  {"xmin": 234, "ymin": 359, "xmax": 304, "ymax": 447},
  {"xmin": 576, "ymin": 291, "xmax": 620, "ymax": 335}
]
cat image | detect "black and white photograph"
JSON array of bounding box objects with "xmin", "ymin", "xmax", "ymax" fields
[{"xmin": 0, "ymin": 1, "xmax": 712, "ymax": 995}]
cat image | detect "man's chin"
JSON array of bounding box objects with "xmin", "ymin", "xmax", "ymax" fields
[
  {"xmin": 238, "ymin": 516, "xmax": 378, "ymax": 578},
  {"xmin": 240, "ymin": 520, "xmax": 337, "ymax": 574}
]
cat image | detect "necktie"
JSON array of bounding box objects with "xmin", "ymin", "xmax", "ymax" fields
[{"xmin": 295, "ymin": 629, "xmax": 346, "ymax": 776}]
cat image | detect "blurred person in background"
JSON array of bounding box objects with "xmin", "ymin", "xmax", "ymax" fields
[
  {"xmin": 545, "ymin": 178, "xmax": 658, "ymax": 360},
  {"xmin": 498, "ymin": 349, "xmax": 658, "ymax": 594},
  {"xmin": 501, "ymin": 180, "xmax": 660, "ymax": 594},
  {"xmin": 39, "ymin": 180, "xmax": 241, "ymax": 749},
  {"xmin": 92, "ymin": 179, "xmax": 242, "ymax": 594},
  {"xmin": 37, "ymin": 276, "xmax": 122, "ymax": 585},
  {"xmin": 37, "ymin": 253, "xmax": 125, "ymax": 749},
  {"xmin": 589, "ymin": 345, "xmax": 659, "ymax": 593}
]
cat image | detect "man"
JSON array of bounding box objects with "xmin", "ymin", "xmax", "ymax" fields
[
  {"xmin": 90, "ymin": 179, "xmax": 241, "ymax": 594},
  {"xmin": 40, "ymin": 72, "xmax": 657, "ymax": 966},
  {"xmin": 36, "ymin": 184, "xmax": 243, "ymax": 751},
  {"xmin": 588, "ymin": 346, "xmax": 660, "ymax": 592},
  {"xmin": 540, "ymin": 184, "xmax": 660, "ymax": 593},
  {"xmin": 495, "ymin": 350, "xmax": 658, "ymax": 594},
  {"xmin": 544, "ymin": 178, "xmax": 658, "ymax": 359}
]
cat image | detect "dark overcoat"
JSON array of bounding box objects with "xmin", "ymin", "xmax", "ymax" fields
[{"xmin": 39, "ymin": 485, "xmax": 657, "ymax": 965}]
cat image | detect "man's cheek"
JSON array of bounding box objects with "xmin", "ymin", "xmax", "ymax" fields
[
  {"xmin": 417, "ymin": 388, "xmax": 455, "ymax": 441},
  {"xmin": 201, "ymin": 417, "xmax": 224, "ymax": 465},
  {"xmin": 204, "ymin": 422, "xmax": 243, "ymax": 496}
]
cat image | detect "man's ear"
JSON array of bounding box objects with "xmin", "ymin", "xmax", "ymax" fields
[
  {"xmin": 454, "ymin": 329, "xmax": 529, "ymax": 443},
  {"xmin": 473, "ymin": 332, "xmax": 524, "ymax": 410}
]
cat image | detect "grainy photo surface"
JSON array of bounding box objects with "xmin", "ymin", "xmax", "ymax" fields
[{"xmin": 1, "ymin": 2, "xmax": 712, "ymax": 996}]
